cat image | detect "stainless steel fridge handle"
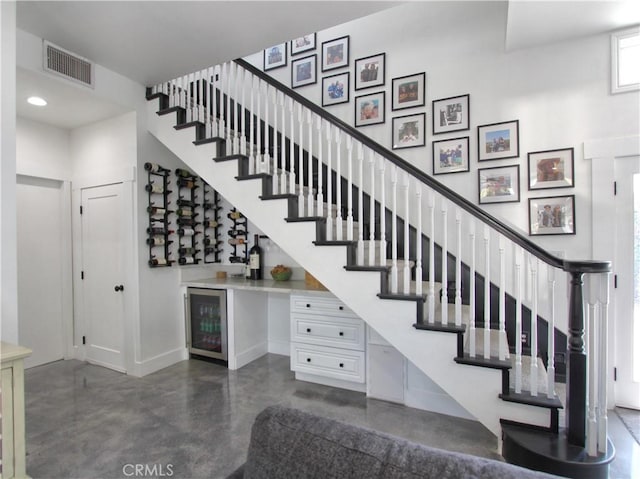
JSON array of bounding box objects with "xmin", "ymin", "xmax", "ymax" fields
[{"xmin": 184, "ymin": 294, "xmax": 190, "ymax": 348}]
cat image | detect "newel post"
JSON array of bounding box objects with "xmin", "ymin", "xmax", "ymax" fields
[{"xmin": 567, "ymin": 270, "xmax": 587, "ymax": 447}]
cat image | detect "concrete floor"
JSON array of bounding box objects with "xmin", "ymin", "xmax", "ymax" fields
[{"xmin": 24, "ymin": 354, "xmax": 639, "ymax": 479}]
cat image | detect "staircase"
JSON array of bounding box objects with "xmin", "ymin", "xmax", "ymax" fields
[{"xmin": 145, "ymin": 59, "xmax": 614, "ymax": 478}]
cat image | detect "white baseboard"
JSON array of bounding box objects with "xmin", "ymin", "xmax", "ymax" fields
[
  {"xmin": 268, "ymin": 339, "xmax": 290, "ymax": 356},
  {"xmin": 295, "ymin": 372, "xmax": 366, "ymax": 393},
  {"xmin": 232, "ymin": 341, "xmax": 268, "ymax": 370},
  {"xmin": 404, "ymin": 388, "xmax": 475, "ymax": 420},
  {"xmin": 130, "ymin": 347, "xmax": 189, "ymax": 377}
]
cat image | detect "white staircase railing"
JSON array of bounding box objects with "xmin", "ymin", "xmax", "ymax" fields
[{"xmin": 149, "ymin": 59, "xmax": 611, "ymax": 455}]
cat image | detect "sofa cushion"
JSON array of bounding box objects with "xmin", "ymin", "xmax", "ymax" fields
[{"xmin": 242, "ymin": 405, "xmax": 561, "ymax": 479}]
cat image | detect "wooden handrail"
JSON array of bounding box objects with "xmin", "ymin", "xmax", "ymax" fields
[{"xmin": 235, "ymin": 58, "xmax": 610, "ymax": 275}]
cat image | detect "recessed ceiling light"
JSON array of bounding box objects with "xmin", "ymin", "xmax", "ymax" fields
[{"xmin": 27, "ymin": 96, "xmax": 47, "ymax": 106}]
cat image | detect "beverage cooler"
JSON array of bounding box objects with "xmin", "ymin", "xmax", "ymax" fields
[{"xmin": 186, "ymin": 288, "xmax": 227, "ymax": 361}]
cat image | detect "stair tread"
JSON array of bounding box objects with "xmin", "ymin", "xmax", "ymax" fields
[
  {"xmin": 157, "ymin": 106, "xmax": 185, "ymax": 116},
  {"xmin": 465, "ymin": 328, "xmax": 511, "ymax": 359},
  {"xmin": 193, "ymin": 137, "xmax": 224, "ymax": 145},
  {"xmin": 499, "ymin": 389, "xmax": 563, "ymax": 409},
  {"xmin": 454, "ymin": 354, "xmax": 512, "ymax": 370},
  {"xmin": 345, "ymin": 265, "xmax": 389, "ymax": 272},
  {"xmin": 215, "ymin": 153, "xmax": 249, "ymax": 162},
  {"xmin": 260, "ymin": 193, "xmax": 296, "ymax": 200},
  {"xmin": 174, "ymin": 120, "xmax": 205, "ymax": 131},
  {"xmin": 236, "ymin": 173, "xmax": 270, "ymax": 181},
  {"xmin": 285, "ymin": 216, "xmax": 325, "ymax": 223},
  {"xmin": 315, "ymin": 240, "xmax": 356, "ymax": 246},
  {"xmin": 413, "ymin": 321, "xmax": 466, "ymax": 334},
  {"xmin": 378, "ymin": 292, "xmax": 426, "ymax": 302}
]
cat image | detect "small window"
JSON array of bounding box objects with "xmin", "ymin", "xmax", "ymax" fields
[{"xmin": 612, "ymin": 26, "xmax": 640, "ymax": 94}]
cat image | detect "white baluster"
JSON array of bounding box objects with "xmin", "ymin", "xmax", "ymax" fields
[
  {"xmin": 279, "ymin": 92, "xmax": 286, "ymax": 194},
  {"xmin": 271, "ymin": 89, "xmax": 278, "ymax": 191},
  {"xmin": 233, "ymin": 64, "xmax": 240, "ymax": 154},
  {"xmin": 415, "ymin": 181, "xmax": 423, "ymax": 296},
  {"xmin": 255, "ymin": 80, "xmax": 262, "ymax": 174},
  {"xmin": 206, "ymin": 67, "xmax": 213, "ymax": 138},
  {"xmin": 346, "ymin": 137, "xmax": 354, "ymax": 241},
  {"xmin": 455, "ymin": 208, "xmax": 462, "ymax": 326},
  {"xmin": 336, "ymin": 131, "xmax": 343, "ymax": 239},
  {"xmin": 597, "ymin": 273, "xmax": 610, "ymax": 453},
  {"xmin": 316, "ymin": 118, "xmax": 324, "ymax": 217},
  {"xmin": 483, "ymin": 226, "xmax": 490, "ymax": 359},
  {"xmin": 326, "ymin": 124, "xmax": 334, "ymax": 238},
  {"xmin": 288, "ymin": 98, "xmax": 295, "ymax": 195},
  {"xmin": 403, "ymin": 173, "xmax": 410, "ymax": 295},
  {"xmin": 170, "ymin": 78, "xmax": 177, "ymax": 108},
  {"xmin": 240, "ymin": 67, "xmax": 247, "ymax": 155},
  {"xmin": 219, "ymin": 64, "xmax": 227, "ymax": 141},
  {"xmin": 176, "ymin": 76, "xmax": 182, "ymax": 108},
  {"xmin": 368, "ymin": 151, "xmax": 376, "ymax": 266},
  {"xmin": 468, "ymin": 220, "xmax": 476, "ymax": 356},
  {"xmin": 357, "ymin": 144, "xmax": 364, "ymax": 266},
  {"xmin": 211, "ymin": 66, "xmax": 219, "ymax": 137},
  {"xmin": 249, "ymin": 75, "xmax": 255, "ymax": 165},
  {"xmin": 298, "ymin": 104, "xmax": 305, "ymax": 217},
  {"xmin": 514, "ymin": 245, "xmax": 522, "ymax": 393},
  {"xmin": 441, "ymin": 200, "xmax": 449, "ymax": 325},
  {"xmin": 185, "ymin": 74, "xmax": 192, "ymax": 122},
  {"xmin": 587, "ymin": 274, "xmax": 598, "ymax": 457},
  {"xmin": 197, "ymin": 70, "xmax": 203, "ymax": 123},
  {"xmin": 307, "ymin": 110, "xmax": 314, "ymax": 217},
  {"xmin": 226, "ymin": 63, "xmax": 232, "ymax": 141},
  {"xmin": 379, "ymin": 157, "xmax": 386, "ymax": 267},
  {"xmin": 530, "ymin": 255, "xmax": 539, "ymax": 396},
  {"xmin": 499, "ymin": 235, "xmax": 506, "ymax": 361},
  {"xmin": 547, "ymin": 264, "xmax": 556, "ymax": 399},
  {"xmin": 391, "ymin": 166, "xmax": 398, "ymax": 294},
  {"xmin": 428, "ymin": 191, "xmax": 436, "ymax": 324},
  {"xmin": 263, "ymin": 84, "xmax": 270, "ymax": 173}
]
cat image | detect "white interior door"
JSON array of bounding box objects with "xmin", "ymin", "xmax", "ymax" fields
[
  {"xmin": 614, "ymin": 156, "xmax": 640, "ymax": 409},
  {"xmin": 81, "ymin": 183, "xmax": 126, "ymax": 372},
  {"xmin": 16, "ymin": 176, "xmax": 67, "ymax": 368}
]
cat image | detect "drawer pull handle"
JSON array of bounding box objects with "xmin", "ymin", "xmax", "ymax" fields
[
  {"xmin": 306, "ymin": 358, "xmax": 311, "ymax": 363},
  {"xmin": 339, "ymin": 331, "xmax": 344, "ymax": 336},
  {"xmin": 306, "ymin": 304, "xmax": 311, "ymax": 308},
  {"xmin": 339, "ymin": 306, "xmax": 344, "ymax": 310},
  {"xmin": 339, "ymin": 363, "xmax": 344, "ymax": 368},
  {"xmin": 306, "ymin": 328, "xmax": 311, "ymax": 333}
]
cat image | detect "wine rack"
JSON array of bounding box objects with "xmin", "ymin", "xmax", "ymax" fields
[
  {"xmin": 145, "ymin": 162, "xmax": 173, "ymax": 267},
  {"xmin": 202, "ymin": 182, "xmax": 222, "ymax": 263},
  {"xmin": 227, "ymin": 207, "xmax": 248, "ymax": 264},
  {"xmin": 175, "ymin": 168, "xmax": 200, "ymax": 266}
]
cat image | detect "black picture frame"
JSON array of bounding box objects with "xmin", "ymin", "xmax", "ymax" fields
[
  {"xmin": 321, "ymin": 35, "xmax": 350, "ymax": 72},
  {"xmin": 528, "ymin": 147, "xmax": 575, "ymax": 190},
  {"xmin": 432, "ymin": 94, "xmax": 470, "ymax": 135},
  {"xmin": 529, "ymin": 195, "xmax": 576, "ymax": 236},
  {"xmin": 477, "ymin": 120, "xmax": 520, "ymax": 161},
  {"xmin": 354, "ymin": 53, "xmax": 385, "ymax": 90},
  {"xmin": 291, "ymin": 33, "xmax": 316, "ymax": 56},
  {"xmin": 264, "ymin": 43, "xmax": 287, "ymax": 71},
  {"xmin": 291, "ymin": 54, "xmax": 317, "ymax": 89},
  {"xmin": 478, "ymin": 164, "xmax": 520, "ymax": 204},
  {"xmin": 391, "ymin": 72, "xmax": 425, "ymax": 110},
  {"xmin": 322, "ymin": 72, "xmax": 350, "ymax": 107},
  {"xmin": 432, "ymin": 137, "xmax": 470, "ymax": 175},
  {"xmin": 354, "ymin": 91, "xmax": 385, "ymax": 127},
  {"xmin": 391, "ymin": 113, "xmax": 425, "ymax": 150}
]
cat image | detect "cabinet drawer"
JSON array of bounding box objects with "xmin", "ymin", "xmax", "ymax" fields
[
  {"xmin": 290, "ymin": 343, "xmax": 365, "ymax": 383},
  {"xmin": 291, "ymin": 314, "xmax": 364, "ymax": 351},
  {"xmin": 291, "ymin": 295, "xmax": 357, "ymax": 318}
]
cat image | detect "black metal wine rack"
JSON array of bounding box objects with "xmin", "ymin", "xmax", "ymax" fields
[
  {"xmin": 175, "ymin": 168, "xmax": 200, "ymax": 266},
  {"xmin": 202, "ymin": 182, "xmax": 222, "ymax": 263},
  {"xmin": 145, "ymin": 162, "xmax": 173, "ymax": 267},
  {"xmin": 227, "ymin": 207, "xmax": 248, "ymax": 264}
]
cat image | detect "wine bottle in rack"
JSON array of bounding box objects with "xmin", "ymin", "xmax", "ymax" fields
[
  {"xmin": 145, "ymin": 162, "xmax": 169, "ymax": 173},
  {"xmin": 178, "ymin": 257, "xmax": 195, "ymax": 265},
  {"xmin": 177, "ymin": 217, "xmax": 196, "ymax": 226},
  {"xmin": 203, "ymin": 219, "xmax": 219, "ymax": 228},
  {"xmin": 203, "ymin": 237, "xmax": 222, "ymax": 246},
  {"xmin": 146, "ymin": 227, "xmax": 174, "ymax": 235},
  {"xmin": 175, "ymin": 208, "xmax": 194, "ymax": 217},
  {"xmin": 176, "ymin": 198, "xmax": 196, "ymax": 208},
  {"xmin": 204, "ymin": 246, "xmax": 222, "ymax": 255},
  {"xmin": 177, "ymin": 178, "xmax": 198, "ymax": 189},
  {"xmin": 178, "ymin": 227, "xmax": 196, "ymax": 236},
  {"xmin": 228, "ymin": 229, "xmax": 247, "ymax": 237},
  {"xmin": 146, "ymin": 237, "xmax": 171, "ymax": 246},
  {"xmin": 175, "ymin": 168, "xmax": 194, "ymax": 178},
  {"xmin": 202, "ymin": 202, "xmax": 216, "ymax": 210},
  {"xmin": 147, "ymin": 206, "xmax": 168, "ymax": 215},
  {"xmin": 145, "ymin": 183, "xmax": 169, "ymax": 194},
  {"xmin": 228, "ymin": 210, "xmax": 244, "ymax": 220},
  {"xmin": 228, "ymin": 238, "xmax": 245, "ymax": 245},
  {"xmin": 149, "ymin": 258, "xmax": 170, "ymax": 266},
  {"xmin": 249, "ymin": 234, "xmax": 263, "ymax": 280}
]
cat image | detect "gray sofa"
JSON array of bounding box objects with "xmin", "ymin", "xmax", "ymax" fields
[{"xmin": 229, "ymin": 405, "xmax": 562, "ymax": 478}]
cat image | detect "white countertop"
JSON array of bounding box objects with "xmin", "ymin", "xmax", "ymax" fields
[{"xmin": 182, "ymin": 276, "xmax": 332, "ymax": 296}]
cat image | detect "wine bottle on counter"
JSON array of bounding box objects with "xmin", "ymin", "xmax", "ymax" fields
[{"xmin": 249, "ymin": 234, "xmax": 262, "ymax": 280}]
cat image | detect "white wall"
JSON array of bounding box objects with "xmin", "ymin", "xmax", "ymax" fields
[
  {"xmin": 16, "ymin": 117, "xmax": 70, "ymax": 179},
  {"xmin": 1, "ymin": 1, "xmax": 18, "ymax": 343},
  {"xmin": 246, "ymin": 1, "xmax": 640, "ymax": 264}
]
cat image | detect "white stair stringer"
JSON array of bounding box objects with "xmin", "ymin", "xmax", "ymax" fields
[{"xmin": 147, "ymin": 99, "xmax": 552, "ymax": 443}]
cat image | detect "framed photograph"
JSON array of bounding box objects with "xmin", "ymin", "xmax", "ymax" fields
[
  {"xmin": 264, "ymin": 43, "xmax": 287, "ymax": 71},
  {"xmin": 432, "ymin": 137, "xmax": 469, "ymax": 175},
  {"xmin": 392, "ymin": 72, "xmax": 425, "ymax": 110},
  {"xmin": 392, "ymin": 113, "xmax": 425, "ymax": 150},
  {"xmin": 529, "ymin": 195, "xmax": 576, "ymax": 236},
  {"xmin": 354, "ymin": 91, "xmax": 385, "ymax": 127},
  {"xmin": 528, "ymin": 147, "xmax": 574, "ymax": 190},
  {"xmin": 477, "ymin": 120, "xmax": 519, "ymax": 161},
  {"xmin": 322, "ymin": 72, "xmax": 350, "ymax": 106},
  {"xmin": 355, "ymin": 53, "xmax": 385, "ymax": 90},
  {"xmin": 291, "ymin": 55, "xmax": 317, "ymax": 89},
  {"xmin": 322, "ymin": 35, "xmax": 349, "ymax": 71},
  {"xmin": 478, "ymin": 165, "xmax": 520, "ymax": 204},
  {"xmin": 432, "ymin": 94, "xmax": 470, "ymax": 134},
  {"xmin": 291, "ymin": 33, "xmax": 316, "ymax": 56}
]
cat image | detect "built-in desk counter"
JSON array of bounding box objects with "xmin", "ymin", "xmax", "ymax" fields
[{"xmin": 181, "ymin": 277, "xmax": 331, "ymax": 370}]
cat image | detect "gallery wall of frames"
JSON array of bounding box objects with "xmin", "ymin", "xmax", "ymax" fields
[{"xmin": 259, "ymin": 30, "xmax": 580, "ymax": 238}]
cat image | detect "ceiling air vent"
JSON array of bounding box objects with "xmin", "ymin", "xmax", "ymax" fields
[{"xmin": 43, "ymin": 41, "xmax": 94, "ymax": 88}]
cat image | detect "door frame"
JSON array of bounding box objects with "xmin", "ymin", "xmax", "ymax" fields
[
  {"xmin": 71, "ymin": 166, "xmax": 138, "ymax": 374},
  {"xmin": 587, "ymin": 134, "xmax": 640, "ymax": 408},
  {"xmin": 16, "ymin": 174, "xmax": 74, "ymax": 363}
]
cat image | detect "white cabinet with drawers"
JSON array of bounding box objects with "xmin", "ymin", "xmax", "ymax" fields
[{"xmin": 290, "ymin": 294, "xmax": 366, "ymax": 392}]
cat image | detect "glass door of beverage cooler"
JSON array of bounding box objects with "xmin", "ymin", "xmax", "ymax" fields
[{"xmin": 186, "ymin": 288, "xmax": 227, "ymax": 361}]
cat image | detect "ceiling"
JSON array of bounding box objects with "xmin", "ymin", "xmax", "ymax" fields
[{"xmin": 14, "ymin": 1, "xmax": 640, "ymax": 130}]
